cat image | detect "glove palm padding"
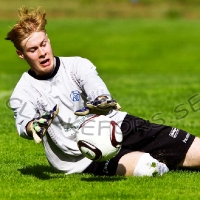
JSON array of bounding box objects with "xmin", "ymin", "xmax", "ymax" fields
[
  {"xmin": 75, "ymin": 96, "xmax": 121, "ymax": 116},
  {"xmin": 31, "ymin": 105, "xmax": 59, "ymax": 143}
]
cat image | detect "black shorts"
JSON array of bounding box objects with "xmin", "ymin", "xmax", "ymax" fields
[{"xmin": 83, "ymin": 114, "xmax": 195, "ymax": 176}]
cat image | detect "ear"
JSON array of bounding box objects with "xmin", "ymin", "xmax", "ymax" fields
[{"xmin": 16, "ymin": 49, "xmax": 25, "ymax": 59}]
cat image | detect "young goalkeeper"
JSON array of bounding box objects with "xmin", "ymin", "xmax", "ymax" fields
[{"xmin": 5, "ymin": 6, "xmax": 200, "ymax": 177}]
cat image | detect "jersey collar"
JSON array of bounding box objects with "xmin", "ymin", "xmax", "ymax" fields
[{"xmin": 28, "ymin": 56, "xmax": 60, "ymax": 80}]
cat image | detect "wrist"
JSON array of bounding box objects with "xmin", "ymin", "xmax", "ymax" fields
[{"xmin": 26, "ymin": 121, "xmax": 33, "ymax": 137}]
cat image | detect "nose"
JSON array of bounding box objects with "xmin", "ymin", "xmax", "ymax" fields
[{"xmin": 38, "ymin": 47, "xmax": 46, "ymax": 57}]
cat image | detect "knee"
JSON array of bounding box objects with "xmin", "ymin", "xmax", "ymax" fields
[{"xmin": 116, "ymin": 152, "xmax": 169, "ymax": 177}]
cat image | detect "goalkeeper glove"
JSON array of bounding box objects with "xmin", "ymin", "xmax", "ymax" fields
[
  {"xmin": 30, "ymin": 105, "xmax": 59, "ymax": 144},
  {"xmin": 74, "ymin": 96, "xmax": 121, "ymax": 116}
]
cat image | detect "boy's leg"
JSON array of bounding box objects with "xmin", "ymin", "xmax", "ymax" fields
[
  {"xmin": 121, "ymin": 114, "xmax": 195, "ymax": 169},
  {"xmin": 116, "ymin": 151, "xmax": 169, "ymax": 176},
  {"xmin": 176, "ymin": 137, "xmax": 200, "ymax": 168},
  {"xmin": 116, "ymin": 151, "xmax": 143, "ymax": 176}
]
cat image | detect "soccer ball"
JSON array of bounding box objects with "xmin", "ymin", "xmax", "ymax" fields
[{"xmin": 76, "ymin": 115, "xmax": 123, "ymax": 162}]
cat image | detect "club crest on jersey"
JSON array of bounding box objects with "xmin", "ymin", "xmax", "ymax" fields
[{"xmin": 70, "ymin": 90, "xmax": 80, "ymax": 102}]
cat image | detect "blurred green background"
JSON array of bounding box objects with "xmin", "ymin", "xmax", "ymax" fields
[
  {"xmin": 1, "ymin": 0, "xmax": 200, "ymax": 75},
  {"xmin": 0, "ymin": 0, "xmax": 200, "ymax": 20}
]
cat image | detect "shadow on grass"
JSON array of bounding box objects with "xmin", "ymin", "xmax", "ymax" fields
[
  {"xmin": 81, "ymin": 176, "xmax": 126, "ymax": 182},
  {"xmin": 18, "ymin": 165, "xmax": 62, "ymax": 180},
  {"xmin": 171, "ymin": 167, "xmax": 200, "ymax": 173},
  {"xmin": 18, "ymin": 165, "xmax": 126, "ymax": 181}
]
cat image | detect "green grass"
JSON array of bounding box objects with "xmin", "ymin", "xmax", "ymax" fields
[
  {"xmin": 1, "ymin": 0, "xmax": 200, "ymax": 20},
  {"xmin": 1, "ymin": 18, "xmax": 200, "ymax": 199}
]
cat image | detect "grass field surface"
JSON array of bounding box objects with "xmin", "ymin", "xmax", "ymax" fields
[{"xmin": 1, "ymin": 3, "xmax": 200, "ymax": 200}]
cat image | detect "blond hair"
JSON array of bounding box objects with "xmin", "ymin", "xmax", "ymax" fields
[{"xmin": 5, "ymin": 6, "xmax": 47, "ymax": 51}]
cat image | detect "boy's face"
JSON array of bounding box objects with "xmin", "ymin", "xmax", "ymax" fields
[{"xmin": 17, "ymin": 31, "xmax": 54, "ymax": 76}]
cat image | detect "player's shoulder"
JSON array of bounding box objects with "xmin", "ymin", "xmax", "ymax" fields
[
  {"xmin": 59, "ymin": 56, "xmax": 94, "ymax": 66},
  {"xmin": 11, "ymin": 72, "xmax": 32, "ymax": 94},
  {"xmin": 18, "ymin": 71, "xmax": 33, "ymax": 84}
]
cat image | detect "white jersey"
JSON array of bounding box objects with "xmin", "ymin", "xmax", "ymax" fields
[{"xmin": 10, "ymin": 56, "xmax": 127, "ymax": 174}]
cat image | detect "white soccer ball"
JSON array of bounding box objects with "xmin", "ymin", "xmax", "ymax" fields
[{"xmin": 76, "ymin": 115, "xmax": 123, "ymax": 162}]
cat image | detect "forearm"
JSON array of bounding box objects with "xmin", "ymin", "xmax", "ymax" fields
[
  {"xmin": 10, "ymin": 93, "xmax": 37, "ymax": 139},
  {"xmin": 83, "ymin": 72, "xmax": 111, "ymax": 101}
]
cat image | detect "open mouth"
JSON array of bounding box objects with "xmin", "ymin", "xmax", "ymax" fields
[{"xmin": 40, "ymin": 59, "xmax": 50, "ymax": 66}]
